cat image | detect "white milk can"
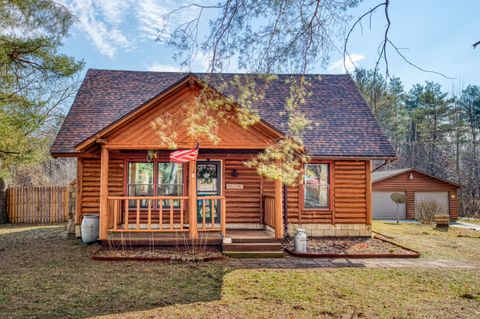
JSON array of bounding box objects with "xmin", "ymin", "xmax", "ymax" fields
[{"xmin": 294, "ymin": 228, "xmax": 307, "ymax": 253}]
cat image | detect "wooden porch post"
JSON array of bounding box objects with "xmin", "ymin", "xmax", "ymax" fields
[
  {"xmin": 99, "ymin": 146, "xmax": 109, "ymax": 241},
  {"xmin": 188, "ymin": 160, "xmax": 198, "ymax": 239},
  {"xmin": 274, "ymin": 178, "xmax": 284, "ymax": 239}
]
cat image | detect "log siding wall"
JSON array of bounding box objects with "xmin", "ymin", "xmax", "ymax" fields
[
  {"xmin": 223, "ymin": 156, "xmax": 262, "ymax": 224},
  {"xmin": 76, "ymin": 155, "xmax": 371, "ymax": 226},
  {"xmin": 301, "ymin": 160, "xmax": 368, "ymax": 224},
  {"xmin": 77, "ymin": 158, "xmax": 123, "ymax": 223},
  {"xmin": 265, "ymin": 160, "xmax": 369, "ymax": 225}
]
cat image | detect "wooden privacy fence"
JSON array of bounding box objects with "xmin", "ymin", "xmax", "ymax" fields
[{"xmin": 6, "ymin": 187, "xmax": 68, "ymax": 223}]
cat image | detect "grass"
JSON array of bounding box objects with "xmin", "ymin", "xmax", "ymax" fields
[
  {"xmin": 0, "ymin": 223, "xmax": 479, "ymax": 318},
  {"xmin": 373, "ymin": 221, "xmax": 480, "ymax": 263}
]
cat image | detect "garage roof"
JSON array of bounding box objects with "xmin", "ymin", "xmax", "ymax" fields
[{"xmin": 372, "ymin": 168, "xmax": 460, "ymax": 187}]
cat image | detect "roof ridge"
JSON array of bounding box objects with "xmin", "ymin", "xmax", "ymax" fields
[{"xmin": 86, "ymin": 68, "xmax": 351, "ymax": 77}]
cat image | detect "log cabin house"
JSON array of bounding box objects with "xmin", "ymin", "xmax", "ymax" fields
[{"xmin": 50, "ymin": 70, "xmax": 395, "ymax": 254}]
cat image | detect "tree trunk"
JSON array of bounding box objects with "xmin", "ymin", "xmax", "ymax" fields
[
  {"xmin": 455, "ymin": 124, "xmax": 461, "ymax": 182},
  {"xmin": 408, "ymin": 117, "xmax": 417, "ymax": 167},
  {"xmin": 428, "ymin": 109, "xmax": 438, "ymax": 173},
  {"xmin": 0, "ymin": 178, "xmax": 7, "ymax": 224},
  {"xmin": 471, "ymin": 123, "xmax": 480, "ymax": 197},
  {"xmin": 455, "ymin": 122, "xmax": 463, "ymax": 215}
]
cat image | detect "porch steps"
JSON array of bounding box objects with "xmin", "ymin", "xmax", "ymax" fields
[{"xmin": 222, "ymin": 238, "xmax": 284, "ymax": 258}]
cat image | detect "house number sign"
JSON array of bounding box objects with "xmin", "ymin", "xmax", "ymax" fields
[{"xmin": 226, "ymin": 184, "xmax": 244, "ymax": 190}]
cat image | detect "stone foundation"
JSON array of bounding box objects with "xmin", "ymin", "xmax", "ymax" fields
[{"xmin": 288, "ymin": 223, "xmax": 372, "ymax": 237}]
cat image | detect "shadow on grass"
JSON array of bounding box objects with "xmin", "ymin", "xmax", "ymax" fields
[{"xmin": 0, "ymin": 224, "xmax": 228, "ymax": 319}]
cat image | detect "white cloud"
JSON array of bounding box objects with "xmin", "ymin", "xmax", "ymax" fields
[
  {"xmin": 95, "ymin": 0, "xmax": 132, "ymax": 25},
  {"xmin": 146, "ymin": 63, "xmax": 182, "ymax": 72},
  {"xmin": 135, "ymin": 0, "xmax": 200, "ymax": 42},
  {"xmin": 328, "ymin": 54, "xmax": 365, "ymax": 72},
  {"xmin": 62, "ymin": 0, "xmax": 203, "ymax": 58},
  {"xmin": 65, "ymin": 0, "xmax": 131, "ymax": 58},
  {"xmin": 135, "ymin": 0, "xmax": 170, "ymax": 40},
  {"xmin": 189, "ymin": 51, "xmax": 212, "ymax": 71},
  {"xmin": 146, "ymin": 50, "xmax": 212, "ymax": 73}
]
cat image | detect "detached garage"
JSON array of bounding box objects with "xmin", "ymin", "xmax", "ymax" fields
[{"xmin": 372, "ymin": 168, "xmax": 459, "ymax": 220}]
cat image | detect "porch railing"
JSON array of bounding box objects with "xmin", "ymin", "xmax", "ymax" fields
[
  {"xmin": 107, "ymin": 195, "xmax": 226, "ymax": 234},
  {"xmin": 108, "ymin": 196, "xmax": 189, "ymax": 232},
  {"xmin": 263, "ymin": 194, "xmax": 276, "ymax": 230},
  {"xmin": 197, "ymin": 196, "xmax": 226, "ymax": 232}
]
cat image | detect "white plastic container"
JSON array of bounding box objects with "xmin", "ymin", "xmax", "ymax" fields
[
  {"xmin": 294, "ymin": 228, "xmax": 307, "ymax": 253},
  {"xmin": 81, "ymin": 214, "xmax": 99, "ymax": 244}
]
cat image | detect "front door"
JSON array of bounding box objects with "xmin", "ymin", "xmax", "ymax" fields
[{"xmin": 196, "ymin": 161, "xmax": 221, "ymax": 224}]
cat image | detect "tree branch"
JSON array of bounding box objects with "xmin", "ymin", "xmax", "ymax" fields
[
  {"xmin": 388, "ymin": 39, "xmax": 454, "ymax": 79},
  {"xmin": 344, "ymin": 0, "xmax": 453, "ymax": 80}
]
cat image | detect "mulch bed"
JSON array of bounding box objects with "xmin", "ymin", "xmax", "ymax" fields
[
  {"xmin": 92, "ymin": 247, "xmax": 224, "ymax": 262},
  {"xmin": 285, "ymin": 236, "xmax": 420, "ymax": 258}
]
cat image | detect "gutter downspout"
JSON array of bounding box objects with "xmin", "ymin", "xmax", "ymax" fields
[{"xmin": 372, "ymin": 159, "xmax": 391, "ymax": 172}]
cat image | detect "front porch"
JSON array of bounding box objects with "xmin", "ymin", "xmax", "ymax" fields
[{"xmin": 97, "ymin": 147, "xmax": 285, "ymax": 244}]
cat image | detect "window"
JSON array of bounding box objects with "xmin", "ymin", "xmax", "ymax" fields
[
  {"xmin": 128, "ymin": 162, "xmax": 154, "ymax": 208},
  {"xmin": 157, "ymin": 163, "xmax": 183, "ymax": 207},
  {"xmin": 303, "ymin": 163, "xmax": 330, "ymax": 209},
  {"xmin": 127, "ymin": 161, "xmax": 184, "ymax": 208}
]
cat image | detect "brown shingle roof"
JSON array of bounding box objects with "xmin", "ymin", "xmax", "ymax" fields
[{"xmin": 51, "ymin": 69, "xmax": 395, "ymax": 158}]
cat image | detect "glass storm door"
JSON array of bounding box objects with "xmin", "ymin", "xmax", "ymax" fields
[{"xmin": 196, "ymin": 161, "xmax": 221, "ymax": 225}]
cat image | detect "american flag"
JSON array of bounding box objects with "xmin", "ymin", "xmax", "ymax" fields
[{"xmin": 170, "ymin": 149, "xmax": 199, "ymax": 163}]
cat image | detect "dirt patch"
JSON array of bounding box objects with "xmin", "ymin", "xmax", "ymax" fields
[
  {"xmin": 93, "ymin": 247, "xmax": 224, "ymax": 262},
  {"xmin": 285, "ymin": 236, "xmax": 419, "ymax": 258}
]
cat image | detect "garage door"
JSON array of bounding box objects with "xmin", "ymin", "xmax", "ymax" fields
[
  {"xmin": 414, "ymin": 192, "xmax": 449, "ymax": 218},
  {"xmin": 372, "ymin": 191, "xmax": 406, "ymax": 220}
]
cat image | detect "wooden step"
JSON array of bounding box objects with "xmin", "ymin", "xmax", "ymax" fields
[
  {"xmin": 222, "ymin": 238, "xmax": 284, "ymax": 258},
  {"xmin": 230, "ymin": 237, "xmax": 281, "ymax": 244},
  {"xmin": 222, "ymin": 243, "xmax": 283, "ymax": 252},
  {"xmin": 223, "ymin": 251, "xmax": 285, "ymax": 258}
]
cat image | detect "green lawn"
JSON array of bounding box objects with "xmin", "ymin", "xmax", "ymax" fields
[
  {"xmin": 373, "ymin": 220, "xmax": 480, "ymax": 263},
  {"xmin": 0, "ymin": 223, "xmax": 479, "ymax": 319}
]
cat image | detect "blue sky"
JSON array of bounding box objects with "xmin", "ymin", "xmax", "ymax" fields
[{"xmin": 59, "ymin": 0, "xmax": 479, "ymax": 93}]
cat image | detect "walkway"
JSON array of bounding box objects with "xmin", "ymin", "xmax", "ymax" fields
[{"xmin": 227, "ymin": 256, "xmax": 477, "ymax": 269}]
